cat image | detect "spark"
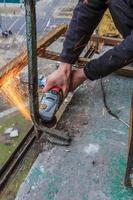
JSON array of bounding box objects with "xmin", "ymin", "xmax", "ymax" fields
[{"xmin": 0, "ymin": 72, "xmax": 31, "ymax": 121}]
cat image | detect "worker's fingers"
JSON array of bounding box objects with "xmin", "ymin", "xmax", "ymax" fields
[
  {"xmin": 43, "ymin": 80, "xmax": 55, "ymax": 93},
  {"xmin": 42, "ymin": 85, "xmax": 50, "ymax": 93},
  {"xmin": 62, "ymin": 85, "xmax": 69, "ymax": 98}
]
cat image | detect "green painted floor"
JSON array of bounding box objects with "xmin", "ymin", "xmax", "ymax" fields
[{"xmin": 15, "ymin": 74, "xmax": 133, "ymax": 200}]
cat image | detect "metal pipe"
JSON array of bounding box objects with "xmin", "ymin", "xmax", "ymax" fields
[{"xmin": 24, "ymin": 0, "xmax": 39, "ymax": 127}]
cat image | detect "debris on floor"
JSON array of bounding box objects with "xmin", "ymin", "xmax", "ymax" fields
[{"xmin": 15, "ymin": 74, "xmax": 133, "ymax": 200}]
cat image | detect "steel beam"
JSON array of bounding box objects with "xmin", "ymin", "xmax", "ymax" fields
[{"xmin": 24, "ymin": 0, "xmax": 39, "ymax": 126}]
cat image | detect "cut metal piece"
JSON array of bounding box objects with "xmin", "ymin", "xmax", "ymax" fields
[
  {"xmin": 46, "ymin": 136, "xmax": 71, "ymax": 146},
  {"xmin": 40, "ymin": 127, "xmax": 71, "ymax": 142}
]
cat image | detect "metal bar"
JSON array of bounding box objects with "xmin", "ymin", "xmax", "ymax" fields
[
  {"xmin": 0, "ymin": 127, "xmax": 37, "ymax": 190},
  {"xmin": 0, "ymin": 24, "xmax": 67, "ymax": 88},
  {"xmin": 37, "ymin": 24, "xmax": 67, "ymax": 55},
  {"xmin": 38, "ymin": 50, "xmax": 90, "ymax": 66},
  {"xmin": 24, "ymin": 0, "xmax": 39, "ymax": 126},
  {"xmin": 40, "ymin": 127, "xmax": 71, "ymax": 141},
  {"xmin": 60, "ymin": 33, "xmax": 123, "ymax": 46},
  {"xmin": 124, "ymin": 94, "xmax": 133, "ymax": 187},
  {"xmin": 39, "ymin": 49, "xmax": 133, "ymax": 76},
  {"xmin": 1, "ymin": 30, "xmax": 130, "ymax": 89},
  {"xmin": 84, "ymin": 45, "xmax": 96, "ymax": 58},
  {"xmin": 91, "ymin": 35, "xmax": 122, "ymax": 46},
  {"xmin": 116, "ymin": 66, "xmax": 133, "ymax": 78}
]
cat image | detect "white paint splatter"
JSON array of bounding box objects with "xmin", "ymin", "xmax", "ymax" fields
[
  {"xmin": 84, "ymin": 144, "xmax": 99, "ymax": 155},
  {"xmin": 39, "ymin": 165, "xmax": 45, "ymax": 173}
]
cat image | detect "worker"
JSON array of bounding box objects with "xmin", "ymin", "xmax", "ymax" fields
[{"xmin": 43, "ymin": 0, "xmax": 133, "ymax": 97}]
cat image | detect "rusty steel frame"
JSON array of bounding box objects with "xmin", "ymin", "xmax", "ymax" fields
[
  {"xmin": 24, "ymin": 0, "xmax": 71, "ymax": 146},
  {"xmin": 0, "ymin": 24, "xmax": 67, "ymax": 88},
  {"xmin": 38, "ymin": 31, "xmax": 133, "ymax": 76},
  {"xmin": 39, "ymin": 49, "xmax": 133, "ymax": 77},
  {"xmin": 0, "ymin": 26, "xmax": 132, "ymax": 89},
  {"xmin": 24, "ymin": 0, "xmax": 39, "ymax": 128}
]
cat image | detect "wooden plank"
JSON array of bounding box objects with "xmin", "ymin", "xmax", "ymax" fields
[
  {"xmin": 124, "ymin": 94, "xmax": 133, "ymax": 187},
  {"xmin": 0, "ymin": 24, "xmax": 67, "ymax": 88}
]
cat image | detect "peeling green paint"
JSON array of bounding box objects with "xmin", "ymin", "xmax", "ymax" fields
[
  {"xmin": 105, "ymin": 155, "xmax": 133, "ymax": 200},
  {"xmin": 27, "ymin": 167, "xmax": 45, "ymax": 188},
  {"xmin": 43, "ymin": 175, "xmax": 61, "ymax": 200}
]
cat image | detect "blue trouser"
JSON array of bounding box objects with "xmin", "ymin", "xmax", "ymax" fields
[{"xmin": 60, "ymin": 0, "xmax": 133, "ymax": 80}]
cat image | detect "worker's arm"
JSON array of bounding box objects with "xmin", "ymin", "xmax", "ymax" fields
[
  {"xmin": 44, "ymin": 0, "xmax": 107, "ymax": 97},
  {"xmin": 84, "ymin": 30, "xmax": 133, "ymax": 80},
  {"xmin": 60, "ymin": 0, "xmax": 107, "ymax": 64},
  {"xmin": 69, "ymin": 31, "xmax": 133, "ymax": 90}
]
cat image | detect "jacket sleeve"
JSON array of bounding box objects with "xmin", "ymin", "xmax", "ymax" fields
[
  {"xmin": 84, "ymin": 30, "xmax": 133, "ymax": 80},
  {"xmin": 60, "ymin": 0, "xmax": 107, "ymax": 64}
]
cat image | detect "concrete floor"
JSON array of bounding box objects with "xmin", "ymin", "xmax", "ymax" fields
[{"xmin": 15, "ymin": 74, "xmax": 133, "ymax": 200}]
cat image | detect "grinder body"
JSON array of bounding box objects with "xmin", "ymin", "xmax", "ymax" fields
[{"xmin": 39, "ymin": 77, "xmax": 62, "ymax": 122}]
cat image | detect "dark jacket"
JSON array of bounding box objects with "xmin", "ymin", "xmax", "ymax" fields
[{"xmin": 60, "ymin": 0, "xmax": 133, "ymax": 80}]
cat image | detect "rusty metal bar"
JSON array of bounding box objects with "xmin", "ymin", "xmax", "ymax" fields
[
  {"xmin": 0, "ymin": 24, "xmax": 67, "ymax": 88},
  {"xmin": 60, "ymin": 33, "xmax": 123, "ymax": 46},
  {"xmin": 124, "ymin": 94, "xmax": 133, "ymax": 187},
  {"xmin": 24, "ymin": 0, "xmax": 39, "ymax": 126},
  {"xmin": 0, "ymin": 127, "xmax": 36, "ymax": 191},
  {"xmin": 38, "ymin": 50, "xmax": 90, "ymax": 66},
  {"xmin": 24, "ymin": 3, "xmax": 71, "ymax": 144},
  {"xmin": 1, "ymin": 27, "xmax": 132, "ymax": 89},
  {"xmin": 116, "ymin": 66, "xmax": 133, "ymax": 78},
  {"xmin": 39, "ymin": 49, "xmax": 133, "ymax": 76},
  {"xmin": 91, "ymin": 35, "xmax": 123, "ymax": 46}
]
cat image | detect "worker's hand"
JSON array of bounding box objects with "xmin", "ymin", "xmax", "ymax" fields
[
  {"xmin": 43, "ymin": 63, "xmax": 72, "ymax": 98},
  {"xmin": 70, "ymin": 68, "xmax": 87, "ymax": 91}
]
